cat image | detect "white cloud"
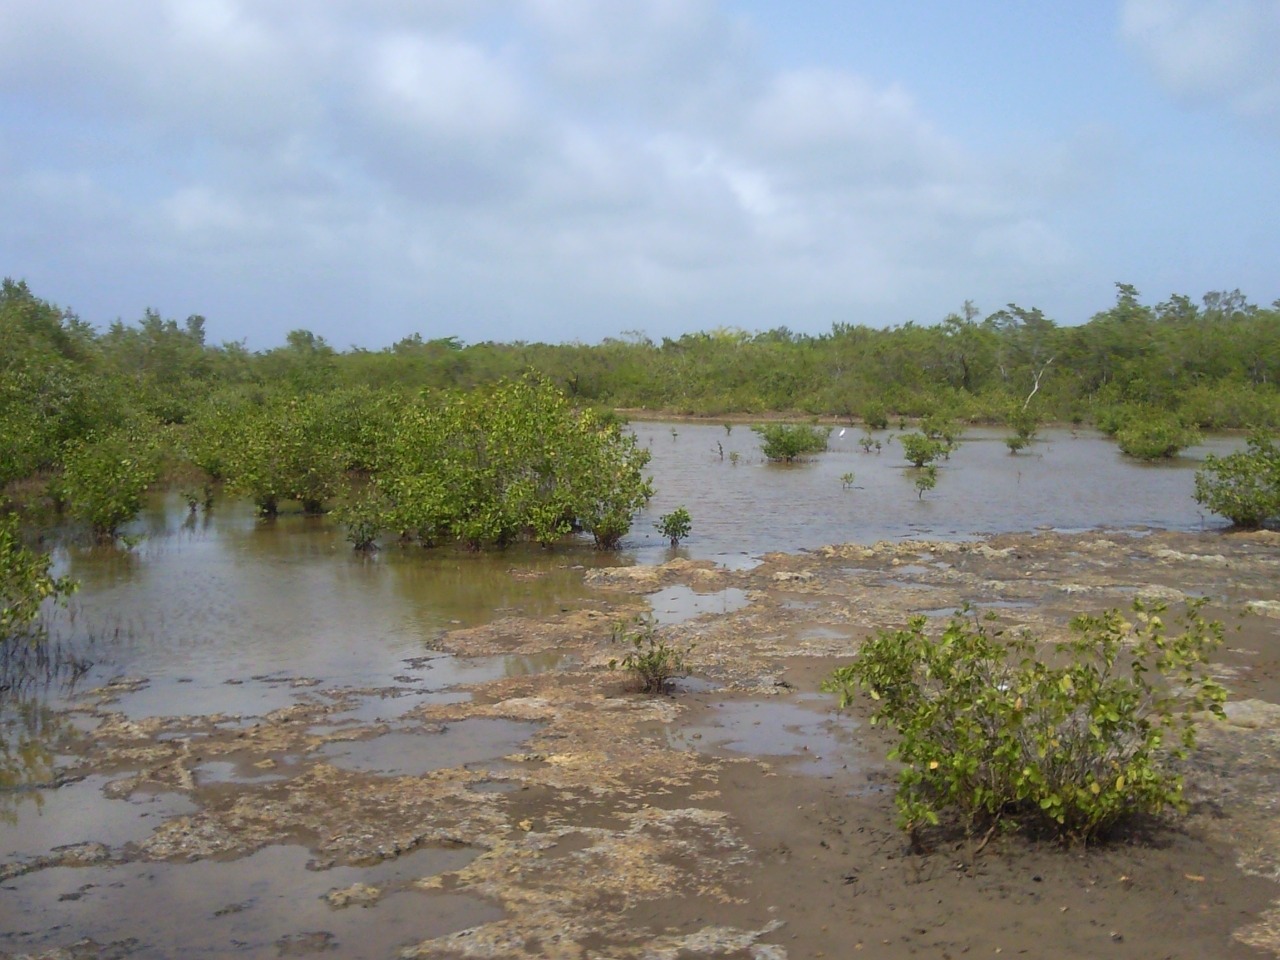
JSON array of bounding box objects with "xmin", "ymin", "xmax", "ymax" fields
[
  {"xmin": 363, "ymin": 34, "xmax": 528, "ymax": 141},
  {"xmin": 1121, "ymin": 0, "xmax": 1280, "ymax": 128},
  {"xmin": 0, "ymin": 0, "xmax": 1097, "ymax": 345}
]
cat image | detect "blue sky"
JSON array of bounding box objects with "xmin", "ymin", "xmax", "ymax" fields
[{"xmin": 1, "ymin": 1, "xmax": 1276, "ymax": 349}]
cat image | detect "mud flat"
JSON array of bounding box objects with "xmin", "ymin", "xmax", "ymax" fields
[{"xmin": 3, "ymin": 528, "xmax": 1280, "ymax": 958}]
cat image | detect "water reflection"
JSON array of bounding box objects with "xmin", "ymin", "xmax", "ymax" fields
[
  {"xmin": 627, "ymin": 423, "xmax": 1244, "ymax": 566},
  {"xmin": 0, "ymin": 844, "xmax": 503, "ymax": 959},
  {"xmin": 4, "ymin": 424, "xmax": 1248, "ymax": 751},
  {"xmin": 40, "ymin": 497, "xmax": 613, "ymax": 707},
  {"xmin": 0, "ymin": 695, "xmax": 78, "ymax": 825}
]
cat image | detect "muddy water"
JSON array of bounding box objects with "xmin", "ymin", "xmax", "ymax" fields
[
  {"xmin": 627, "ymin": 423, "xmax": 1242, "ymax": 566},
  {"xmin": 45, "ymin": 498, "xmax": 616, "ymax": 707},
  {"xmin": 667, "ymin": 694, "xmax": 860, "ymax": 778},
  {"xmin": 2, "ymin": 844, "xmax": 501, "ymax": 959},
  {"xmin": 0, "ymin": 423, "xmax": 1251, "ymax": 957}
]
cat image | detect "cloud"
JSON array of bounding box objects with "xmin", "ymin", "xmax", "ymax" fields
[
  {"xmin": 0, "ymin": 0, "xmax": 1094, "ymax": 346},
  {"xmin": 1121, "ymin": 0, "xmax": 1280, "ymax": 128}
]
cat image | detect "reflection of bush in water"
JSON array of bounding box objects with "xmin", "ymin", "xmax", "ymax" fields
[
  {"xmin": 1, "ymin": 629, "xmax": 93, "ymax": 700},
  {"xmin": 0, "ymin": 694, "xmax": 79, "ymax": 826}
]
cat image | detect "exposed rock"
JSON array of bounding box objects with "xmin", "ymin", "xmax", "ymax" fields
[
  {"xmin": 1135, "ymin": 584, "xmax": 1186, "ymax": 603},
  {"xmin": 1219, "ymin": 700, "xmax": 1280, "ymax": 731},
  {"xmin": 325, "ymin": 882, "xmax": 381, "ymax": 908},
  {"xmin": 1152, "ymin": 548, "xmax": 1229, "ymax": 566},
  {"xmin": 771, "ymin": 571, "xmax": 814, "ymax": 584}
]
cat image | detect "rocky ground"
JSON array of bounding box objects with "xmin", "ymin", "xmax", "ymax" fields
[{"xmin": 3, "ymin": 528, "xmax": 1280, "ymax": 958}]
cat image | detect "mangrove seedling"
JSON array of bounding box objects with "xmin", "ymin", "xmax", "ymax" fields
[
  {"xmin": 655, "ymin": 506, "xmax": 692, "ymax": 547},
  {"xmin": 914, "ymin": 465, "xmax": 938, "ymax": 499},
  {"xmin": 609, "ymin": 614, "xmax": 692, "ymax": 694},
  {"xmin": 899, "ymin": 433, "xmax": 946, "ymax": 468}
]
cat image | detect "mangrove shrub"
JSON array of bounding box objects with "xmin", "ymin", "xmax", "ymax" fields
[
  {"xmin": 1, "ymin": 511, "xmax": 76, "ymax": 641},
  {"xmin": 752, "ymin": 423, "xmax": 830, "ymax": 462},
  {"xmin": 898, "ymin": 432, "xmax": 947, "ymax": 468},
  {"xmin": 825, "ymin": 602, "xmax": 1226, "ymax": 844},
  {"xmin": 59, "ymin": 428, "xmax": 160, "ymax": 542},
  {"xmin": 378, "ymin": 376, "xmax": 652, "ymax": 549},
  {"xmin": 1115, "ymin": 412, "xmax": 1201, "ymax": 460},
  {"xmin": 1193, "ymin": 432, "xmax": 1280, "ymax": 528}
]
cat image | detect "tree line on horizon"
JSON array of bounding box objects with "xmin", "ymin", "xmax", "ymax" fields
[
  {"xmin": 2, "ymin": 276, "xmax": 1278, "ymax": 533},
  {"xmin": 4, "ymin": 277, "xmax": 1277, "ymax": 431}
]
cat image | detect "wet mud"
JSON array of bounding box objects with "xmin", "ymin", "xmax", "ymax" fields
[{"xmin": 4, "ymin": 528, "xmax": 1280, "ymax": 958}]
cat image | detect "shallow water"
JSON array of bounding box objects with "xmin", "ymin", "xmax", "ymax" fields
[
  {"xmin": 667, "ymin": 695, "xmax": 859, "ymax": 777},
  {"xmin": 1, "ymin": 775, "xmax": 198, "ymax": 861},
  {"xmin": 0, "ymin": 422, "xmax": 1250, "ymax": 954},
  {"xmin": 0, "ymin": 844, "xmax": 501, "ymax": 959},
  {"xmin": 627, "ymin": 423, "xmax": 1242, "ymax": 566},
  {"xmin": 15, "ymin": 424, "xmax": 1239, "ymax": 710},
  {"xmin": 648, "ymin": 585, "xmax": 751, "ymax": 624},
  {"xmin": 316, "ymin": 719, "xmax": 540, "ymax": 777}
]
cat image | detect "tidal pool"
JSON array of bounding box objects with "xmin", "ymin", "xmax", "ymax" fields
[
  {"xmin": 315, "ymin": 719, "xmax": 540, "ymax": 777},
  {"xmin": 667, "ymin": 695, "xmax": 859, "ymax": 778},
  {"xmin": 647, "ymin": 585, "xmax": 751, "ymax": 624}
]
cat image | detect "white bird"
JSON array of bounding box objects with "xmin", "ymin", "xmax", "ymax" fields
[{"xmin": 838, "ymin": 428, "xmax": 846, "ymax": 437}]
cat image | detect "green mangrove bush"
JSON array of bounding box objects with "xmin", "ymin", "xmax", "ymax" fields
[
  {"xmin": 752, "ymin": 423, "xmax": 830, "ymax": 462},
  {"xmin": 1, "ymin": 511, "xmax": 76, "ymax": 641},
  {"xmin": 1115, "ymin": 412, "xmax": 1202, "ymax": 460},
  {"xmin": 378, "ymin": 375, "xmax": 652, "ymax": 549},
  {"xmin": 898, "ymin": 432, "xmax": 947, "ymax": 468},
  {"xmin": 1004, "ymin": 406, "xmax": 1040, "ymax": 454},
  {"xmin": 1193, "ymin": 432, "xmax": 1280, "ymax": 528},
  {"xmin": 824, "ymin": 602, "xmax": 1226, "ymax": 845},
  {"xmin": 59, "ymin": 428, "xmax": 160, "ymax": 542}
]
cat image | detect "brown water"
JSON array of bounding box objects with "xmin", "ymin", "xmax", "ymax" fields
[{"xmin": 0, "ymin": 423, "xmax": 1247, "ymax": 955}]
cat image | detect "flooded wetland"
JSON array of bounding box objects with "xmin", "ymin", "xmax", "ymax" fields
[{"xmin": 4, "ymin": 423, "xmax": 1280, "ymax": 959}]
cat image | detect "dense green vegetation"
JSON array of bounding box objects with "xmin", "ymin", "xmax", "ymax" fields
[
  {"xmin": 0, "ymin": 512, "xmax": 75, "ymax": 642},
  {"xmin": 825, "ymin": 602, "xmax": 1227, "ymax": 844},
  {"xmin": 371, "ymin": 376, "xmax": 652, "ymax": 549},
  {"xmin": 1, "ymin": 276, "xmax": 1278, "ymax": 549},
  {"xmin": 1193, "ymin": 433, "xmax": 1280, "ymax": 528},
  {"xmin": 752, "ymin": 423, "xmax": 830, "ymax": 462}
]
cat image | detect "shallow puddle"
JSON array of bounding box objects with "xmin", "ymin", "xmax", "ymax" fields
[
  {"xmin": 316, "ymin": 719, "xmax": 540, "ymax": 776},
  {"xmin": 192, "ymin": 756, "xmax": 300, "ymax": 787},
  {"xmin": 917, "ymin": 599, "xmax": 1038, "ymax": 618},
  {"xmin": 797, "ymin": 625, "xmax": 852, "ymax": 642},
  {"xmin": 1, "ymin": 775, "xmax": 198, "ymax": 862},
  {"xmin": 0, "ymin": 843, "xmax": 501, "ymax": 959},
  {"xmin": 879, "ymin": 577, "xmax": 944, "ymax": 591},
  {"xmin": 890, "ymin": 564, "xmax": 933, "ymax": 577},
  {"xmin": 100, "ymin": 674, "xmax": 321, "ymax": 721},
  {"xmin": 648, "ymin": 586, "xmax": 750, "ymax": 624},
  {"xmin": 667, "ymin": 696, "xmax": 859, "ymax": 777},
  {"xmin": 668, "ymin": 676, "xmax": 724, "ymax": 694},
  {"xmin": 314, "ymin": 653, "xmax": 573, "ymax": 732}
]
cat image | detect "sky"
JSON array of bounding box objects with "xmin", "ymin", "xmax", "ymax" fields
[{"xmin": 1, "ymin": 1, "xmax": 1277, "ymax": 350}]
